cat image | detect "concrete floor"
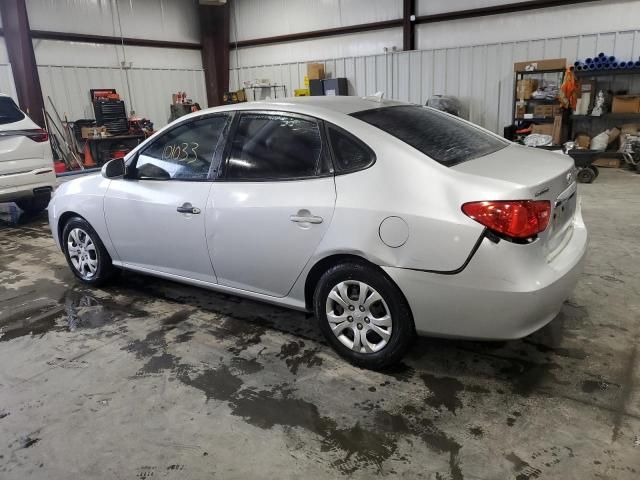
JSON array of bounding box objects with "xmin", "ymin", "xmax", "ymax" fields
[{"xmin": 0, "ymin": 169, "xmax": 639, "ymax": 479}]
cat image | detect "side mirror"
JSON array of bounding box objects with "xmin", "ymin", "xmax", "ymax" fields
[{"xmin": 101, "ymin": 158, "xmax": 126, "ymax": 179}]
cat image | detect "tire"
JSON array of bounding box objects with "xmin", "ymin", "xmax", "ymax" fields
[
  {"xmin": 577, "ymin": 167, "xmax": 596, "ymax": 184},
  {"xmin": 313, "ymin": 261, "xmax": 415, "ymax": 370},
  {"xmin": 589, "ymin": 165, "xmax": 599, "ymax": 178},
  {"xmin": 16, "ymin": 192, "xmax": 51, "ymax": 214},
  {"xmin": 61, "ymin": 216, "xmax": 116, "ymax": 286}
]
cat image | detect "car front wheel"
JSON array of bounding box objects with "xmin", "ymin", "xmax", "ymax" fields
[
  {"xmin": 62, "ymin": 217, "xmax": 115, "ymax": 286},
  {"xmin": 314, "ymin": 262, "xmax": 414, "ymax": 370}
]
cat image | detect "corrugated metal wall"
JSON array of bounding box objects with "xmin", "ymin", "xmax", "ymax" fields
[
  {"xmin": 230, "ymin": 29, "xmax": 640, "ymax": 133},
  {"xmin": 38, "ymin": 65, "xmax": 206, "ymax": 129},
  {"xmin": 0, "ymin": 38, "xmax": 18, "ymax": 102}
]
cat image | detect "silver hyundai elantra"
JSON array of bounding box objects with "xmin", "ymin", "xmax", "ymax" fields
[{"xmin": 48, "ymin": 97, "xmax": 587, "ymax": 369}]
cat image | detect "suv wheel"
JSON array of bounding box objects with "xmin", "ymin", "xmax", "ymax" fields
[
  {"xmin": 62, "ymin": 217, "xmax": 116, "ymax": 286},
  {"xmin": 16, "ymin": 192, "xmax": 51, "ymax": 214},
  {"xmin": 314, "ymin": 262, "xmax": 414, "ymax": 369}
]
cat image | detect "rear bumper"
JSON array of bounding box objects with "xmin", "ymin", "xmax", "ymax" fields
[
  {"xmin": 383, "ymin": 206, "xmax": 588, "ymax": 340},
  {"xmin": 0, "ymin": 170, "xmax": 56, "ymax": 203}
]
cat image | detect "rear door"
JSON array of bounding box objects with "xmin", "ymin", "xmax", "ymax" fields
[
  {"xmin": 208, "ymin": 111, "xmax": 336, "ymax": 297},
  {"xmin": 0, "ymin": 96, "xmax": 50, "ymax": 177}
]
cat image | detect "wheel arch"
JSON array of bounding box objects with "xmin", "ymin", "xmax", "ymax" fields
[
  {"xmin": 303, "ymin": 253, "xmax": 413, "ymax": 323},
  {"xmin": 57, "ymin": 211, "xmax": 88, "ymax": 246}
]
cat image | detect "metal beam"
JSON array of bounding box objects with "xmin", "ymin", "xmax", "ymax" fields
[
  {"xmin": 232, "ymin": 19, "xmax": 403, "ymax": 49},
  {"xmin": 415, "ymin": 0, "xmax": 601, "ymax": 24},
  {"xmin": 0, "ymin": 28, "xmax": 202, "ymax": 50},
  {"xmin": 200, "ymin": 2, "xmax": 230, "ymax": 107},
  {"xmin": 0, "ymin": 0, "xmax": 45, "ymax": 127},
  {"xmin": 403, "ymin": 0, "xmax": 416, "ymax": 51}
]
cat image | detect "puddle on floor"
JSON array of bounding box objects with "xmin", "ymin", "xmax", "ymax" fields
[{"xmin": 0, "ymin": 290, "xmax": 132, "ymax": 341}]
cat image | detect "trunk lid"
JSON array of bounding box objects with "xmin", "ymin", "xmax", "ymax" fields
[{"xmin": 453, "ymin": 144, "xmax": 577, "ymax": 256}]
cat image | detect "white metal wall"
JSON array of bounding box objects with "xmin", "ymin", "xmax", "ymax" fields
[
  {"xmin": 25, "ymin": 0, "xmax": 201, "ymax": 43},
  {"xmin": 0, "ymin": 38, "xmax": 18, "ymax": 103},
  {"xmin": 230, "ymin": 0, "xmax": 640, "ymax": 68},
  {"xmin": 230, "ymin": 29, "xmax": 640, "ymax": 133},
  {"xmin": 415, "ymin": 0, "xmax": 640, "ymax": 50},
  {"xmin": 34, "ymin": 40, "xmax": 206, "ymax": 128},
  {"xmin": 230, "ymin": 0, "xmax": 403, "ymax": 68}
]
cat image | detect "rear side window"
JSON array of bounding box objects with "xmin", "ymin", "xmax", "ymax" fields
[
  {"xmin": 327, "ymin": 126, "xmax": 375, "ymax": 173},
  {"xmin": 352, "ymin": 105, "xmax": 507, "ymax": 167},
  {"xmin": 226, "ymin": 113, "xmax": 322, "ymax": 180},
  {"xmin": 0, "ymin": 97, "xmax": 25, "ymax": 125},
  {"xmin": 136, "ymin": 115, "xmax": 228, "ymax": 180}
]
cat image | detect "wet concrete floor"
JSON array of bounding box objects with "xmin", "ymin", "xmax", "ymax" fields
[{"xmin": 0, "ymin": 168, "xmax": 639, "ymax": 479}]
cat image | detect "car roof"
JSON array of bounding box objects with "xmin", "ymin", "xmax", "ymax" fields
[{"xmin": 193, "ymin": 96, "xmax": 408, "ymax": 121}]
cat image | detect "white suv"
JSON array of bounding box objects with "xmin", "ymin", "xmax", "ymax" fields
[{"xmin": 0, "ymin": 94, "xmax": 56, "ymax": 214}]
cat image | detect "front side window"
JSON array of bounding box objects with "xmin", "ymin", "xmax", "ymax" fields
[
  {"xmin": 226, "ymin": 113, "xmax": 322, "ymax": 180},
  {"xmin": 0, "ymin": 97, "xmax": 25, "ymax": 125},
  {"xmin": 135, "ymin": 115, "xmax": 228, "ymax": 180},
  {"xmin": 352, "ymin": 105, "xmax": 508, "ymax": 167}
]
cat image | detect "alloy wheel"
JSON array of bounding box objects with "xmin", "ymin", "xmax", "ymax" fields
[
  {"xmin": 67, "ymin": 228, "xmax": 98, "ymax": 279},
  {"xmin": 325, "ymin": 280, "xmax": 393, "ymax": 353}
]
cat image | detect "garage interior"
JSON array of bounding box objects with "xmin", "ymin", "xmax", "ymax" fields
[{"xmin": 1, "ymin": 0, "xmax": 640, "ymax": 478}]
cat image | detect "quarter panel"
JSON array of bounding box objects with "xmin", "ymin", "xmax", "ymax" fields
[{"xmin": 48, "ymin": 174, "xmax": 117, "ymax": 257}]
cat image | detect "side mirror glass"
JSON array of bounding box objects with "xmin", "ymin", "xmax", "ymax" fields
[{"xmin": 102, "ymin": 158, "xmax": 126, "ymax": 179}]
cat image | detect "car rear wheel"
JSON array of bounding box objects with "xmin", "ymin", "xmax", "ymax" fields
[
  {"xmin": 314, "ymin": 261, "xmax": 414, "ymax": 369},
  {"xmin": 16, "ymin": 192, "xmax": 51, "ymax": 214},
  {"xmin": 62, "ymin": 217, "xmax": 116, "ymax": 286}
]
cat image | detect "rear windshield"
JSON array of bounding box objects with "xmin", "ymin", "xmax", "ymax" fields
[
  {"xmin": 0, "ymin": 97, "xmax": 25, "ymax": 125},
  {"xmin": 352, "ymin": 105, "xmax": 507, "ymax": 167}
]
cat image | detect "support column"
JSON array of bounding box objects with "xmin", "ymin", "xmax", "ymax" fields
[
  {"xmin": 403, "ymin": 0, "xmax": 416, "ymax": 51},
  {"xmin": 0, "ymin": 0, "xmax": 45, "ymax": 127},
  {"xmin": 199, "ymin": 2, "xmax": 230, "ymax": 107}
]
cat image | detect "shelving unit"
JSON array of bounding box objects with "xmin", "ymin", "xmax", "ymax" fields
[
  {"xmin": 511, "ymin": 67, "xmax": 567, "ymax": 145},
  {"xmin": 570, "ymin": 68, "xmax": 640, "ymax": 138}
]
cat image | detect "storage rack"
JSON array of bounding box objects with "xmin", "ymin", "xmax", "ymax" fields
[
  {"xmin": 571, "ymin": 67, "xmax": 640, "ymax": 136},
  {"xmin": 512, "ymin": 68, "xmax": 566, "ymax": 125}
]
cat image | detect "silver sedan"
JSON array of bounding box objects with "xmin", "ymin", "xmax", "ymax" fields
[{"xmin": 48, "ymin": 97, "xmax": 587, "ymax": 369}]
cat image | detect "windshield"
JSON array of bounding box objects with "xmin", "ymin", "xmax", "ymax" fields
[
  {"xmin": 0, "ymin": 97, "xmax": 25, "ymax": 125},
  {"xmin": 351, "ymin": 105, "xmax": 508, "ymax": 167}
]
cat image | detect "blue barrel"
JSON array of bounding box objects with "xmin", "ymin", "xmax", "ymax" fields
[{"xmin": 585, "ymin": 57, "xmax": 593, "ymax": 64}]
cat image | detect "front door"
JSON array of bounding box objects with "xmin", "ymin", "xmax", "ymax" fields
[
  {"xmin": 104, "ymin": 115, "xmax": 229, "ymax": 283},
  {"xmin": 209, "ymin": 111, "xmax": 336, "ymax": 297}
]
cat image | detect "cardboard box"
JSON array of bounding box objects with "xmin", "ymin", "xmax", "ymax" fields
[
  {"xmin": 552, "ymin": 105, "xmax": 563, "ymax": 117},
  {"xmin": 307, "ymin": 63, "xmax": 325, "ymax": 80},
  {"xmin": 531, "ymin": 123, "xmax": 554, "ymax": 136},
  {"xmin": 611, "ymin": 96, "xmax": 640, "ymax": 114},
  {"xmin": 593, "ymin": 158, "xmax": 621, "ymax": 168},
  {"xmin": 515, "ymin": 103, "xmax": 526, "ymax": 118},
  {"xmin": 81, "ymin": 126, "xmax": 107, "ymax": 139},
  {"xmin": 514, "ymin": 58, "xmax": 566, "ymax": 72},
  {"xmin": 534, "ymin": 105, "xmax": 554, "ymax": 117},
  {"xmin": 621, "ymin": 123, "xmax": 639, "ymax": 135},
  {"xmin": 517, "ymin": 79, "xmax": 538, "ymax": 100},
  {"xmin": 575, "ymin": 133, "xmax": 591, "ymax": 149}
]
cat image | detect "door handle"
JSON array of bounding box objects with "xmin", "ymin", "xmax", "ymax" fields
[
  {"xmin": 290, "ymin": 214, "xmax": 323, "ymax": 224},
  {"xmin": 177, "ymin": 202, "xmax": 201, "ymax": 214}
]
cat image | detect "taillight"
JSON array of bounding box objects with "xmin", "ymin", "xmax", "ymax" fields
[
  {"xmin": 462, "ymin": 200, "xmax": 551, "ymax": 240},
  {"xmin": 25, "ymin": 129, "xmax": 49, "ymax": 142}
]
